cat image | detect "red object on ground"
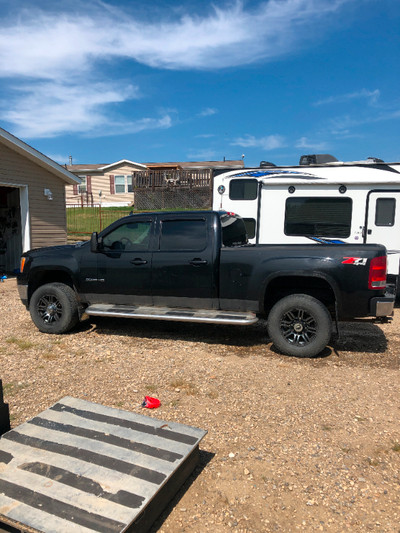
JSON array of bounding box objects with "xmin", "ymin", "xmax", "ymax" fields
[{"xmin": 142, "ymin": 396, "xmax": 161, "ymax": 409}]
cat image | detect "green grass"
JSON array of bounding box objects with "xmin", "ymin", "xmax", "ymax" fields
[
  {"xmin": 169, "ymin": 378, "xmax": 198, "ymax": 396},
  {"xmin": 145, "ymin": 384, "xmax": 158, "ymax": 393},
  {"xmin": 42, "ymin": 352, "xmax": 58, "ymax": 360},
  {"xmin": 67, "ymin": 206, "xmax": 133, "ymax": 235},
  {"xmin": 3, "ymin": 381, "xmax": 28, "ymax": 396},
  {"xmin": 67, "ymin": 206, "xmax": 204, "ymax": 236},
  {"xmin": 6, "ymin": 337, "xmax": 35, "ymax": 350}
]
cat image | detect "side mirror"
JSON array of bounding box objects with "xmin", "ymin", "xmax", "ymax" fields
[{"xmin": 90, "ymin": 232, "xmax": 99, "ymax": 253}]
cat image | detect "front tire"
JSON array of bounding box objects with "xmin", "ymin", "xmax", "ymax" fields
[
  {"xmin": 267, "ymin": 294, "xmax": 332, "ymax": 357},
  {"xmin": 29, "ymin": 283, "xmax": 79, "ymax": 334}
]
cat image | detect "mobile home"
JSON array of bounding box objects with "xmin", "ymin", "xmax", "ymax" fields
[{"xmin": 212, "ymin": 156, "xmax": 400, "ymax": 284}]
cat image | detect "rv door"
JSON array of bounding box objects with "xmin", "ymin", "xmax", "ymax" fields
[{"xmin": 366, "ymin": 190, "xmax": 400, "ymax": 279}]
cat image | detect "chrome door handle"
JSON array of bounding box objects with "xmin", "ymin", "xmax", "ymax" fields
[
  {"xmin": 189, "ymin": 258, "xmax": 208, "ymax": 266},
  {"xmin": 130, "ymin": 258, "xmax": 147, "ymax": 265}
]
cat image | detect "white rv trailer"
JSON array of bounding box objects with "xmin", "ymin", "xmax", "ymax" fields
[{"xmin": 212, "ymin": 157, "xmax": 400, "ymax": 284}]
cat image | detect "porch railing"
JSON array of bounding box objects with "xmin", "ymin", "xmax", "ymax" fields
[{"xmin": 132, "ymin": 169, "xmax": 212, "ymax": 189}]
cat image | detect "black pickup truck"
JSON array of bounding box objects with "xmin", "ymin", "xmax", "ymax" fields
[{"xmin": 17, "ymin": 210, "xmax": 394, "ymax": 357}]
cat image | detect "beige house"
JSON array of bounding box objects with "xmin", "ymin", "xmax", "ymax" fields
[
  {"xmin": 66, "ymin": 159, "xmax": 245, "ymax": 207},
  {"xmin": 66, "ymin": 160, "xmax": 147, "ymax": 207},
  {"xmin": 0, "ymin": 128, "xmax": 80, "ymax": 272}
]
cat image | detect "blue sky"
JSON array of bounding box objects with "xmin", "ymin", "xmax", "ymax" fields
[{"xmin": 0, "ymin": 0, "xmax": 399, "ymax": 167}]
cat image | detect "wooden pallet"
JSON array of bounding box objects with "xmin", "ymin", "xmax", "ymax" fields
[{"xmin": 0, "ymin": 397, "xmax": 207, "ymax": 532}]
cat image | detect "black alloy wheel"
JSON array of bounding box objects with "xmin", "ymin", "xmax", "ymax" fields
[
  {"xmin": 29, "ymin": 283, "xmax": 79, "ymax": 334},
  {"xmin": 267, "ymin": 294, "xmax": 332, "ymax": 357}
]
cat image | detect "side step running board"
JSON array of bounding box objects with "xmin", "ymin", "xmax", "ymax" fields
[{"xmin": 85, "ymin": 304, "xmax": 258, "ymax": 326}]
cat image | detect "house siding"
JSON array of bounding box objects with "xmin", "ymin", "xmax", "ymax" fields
[
  {"xmin": 0, "ymin": 143, "xmax": 67, "ymax": 248},
  {"xmin": 66, "ymin": 164, "xmax": 143, "ymax": 207}
]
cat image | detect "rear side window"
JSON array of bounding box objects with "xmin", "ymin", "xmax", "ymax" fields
[
  {"xmin": 160, "ymin": 219, "xmax": 207, "ymax": 251},
  {"xmin": 375, "ymin": 198, "xmax": 396, "ymax": 226},
  {"xmin": 285, "ymin": 197, "xmax": 352, "ymax": 237},
  {"xmin": 229, "ymin": 179, "xmax": 258, "ymax": 200}
]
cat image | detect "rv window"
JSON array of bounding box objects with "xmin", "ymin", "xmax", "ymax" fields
[
  {"xmin": 220, "ymin": 214, "xmax": 248, "ymax": 246},
  {"xmin": 229, "ymin": 179, "xmax": 258, "ymax": 200},
  {"xmin": 243, "ymin": 218, "xmax": 256, "ymax": 239},
  {"xmin": 285, "ymin": 197, "xmax": 352, "ymax": 238},
  {"xmin": 375, "ymin": 198, "xmax": 396, "ymax": 226}
]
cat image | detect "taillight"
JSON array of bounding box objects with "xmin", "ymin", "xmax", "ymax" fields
[{"xmin": 368, "ymin": 256, "xmax": 387, "ymax": 289}]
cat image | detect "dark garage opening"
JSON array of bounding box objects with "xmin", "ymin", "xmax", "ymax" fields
[{"xmin": 0, "ymin": 186, "xmax": 22, "ymax": 274}]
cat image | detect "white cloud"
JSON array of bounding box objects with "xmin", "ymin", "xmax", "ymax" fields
[
  {"xmin": 198, "ymin": 108, "xmax": 218, "ymax": 117},
  {"xmin": 46, "ymin": 153, "xmax": 71, "ymax": 165},
  {"xmin": 328, "ymin": 108, "xmax": 400, "ymax": 135},
  {"xmin": 187, "ymin": 148, "xmax": 219, "ymax": 160},
  {"xmin": 232, "ymin": 134, "xmax": 286, "ymax": 150},
  {"xmin": 314, "ymin": 89, "xmax": 380, "ymax": 106},
  {"xmin": 0, "ymin": 0, "xmax": 352, "ymax": 75},
  {"xmin": 0, "ymin": 0, "xmax": 354, "ymax": 138},
  {"xmin": 295, "ymin": 136, "xmax": 329, "ymax": 151},
  {"xmin": 1, "ymin": 80, "xmax": 172, "ymax": 138}
]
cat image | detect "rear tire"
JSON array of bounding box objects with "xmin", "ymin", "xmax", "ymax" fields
[
  {"xmin": 267, "ymin": 294, "xmax": 332, "ymax": 357},
  {"xmin": 29, "ymin": 283, "xmax": 79, "ymax": 334}
]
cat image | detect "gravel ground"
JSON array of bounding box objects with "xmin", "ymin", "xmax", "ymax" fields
[{"xmin": 0, "ymin": 277, "xmax": 399, "ymax": 532}]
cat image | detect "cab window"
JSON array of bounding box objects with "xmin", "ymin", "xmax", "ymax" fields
[
  {"xmin": 102, "ymin": 221, "xmax": 152, "ymax": 251},
  {"xmin": 160, "ymin": 219, "xmax": 207, "ymax": 251}
]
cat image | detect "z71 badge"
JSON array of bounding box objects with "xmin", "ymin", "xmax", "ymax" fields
[{"xmin": 342, "ymin": 257, "xmax": 368, "ymax": 266}]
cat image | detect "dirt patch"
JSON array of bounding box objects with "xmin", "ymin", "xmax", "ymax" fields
[{"xmin": 0, "ymin": 277, "xmax": 399, "ymax": 532}]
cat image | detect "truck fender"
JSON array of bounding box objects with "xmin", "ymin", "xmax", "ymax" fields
[
  {"xmin": 259, "ymin": 270, "xmax": 340, "ymax": 315},
  {"xmin": 27, "ymin": 263, "xmax": 80, "ymax": 303}
]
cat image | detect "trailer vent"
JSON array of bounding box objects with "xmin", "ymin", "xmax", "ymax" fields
[
  {"xmin": 299, "ymin": 154, "xmax": 338, "ymax": 165},
  {"xmin": 259, "ymin": 161, "xmax": 276, "ymax": 168},
  {"xmin": 366, "ymin": 157, "xmax": 384, "ymax": 163}
]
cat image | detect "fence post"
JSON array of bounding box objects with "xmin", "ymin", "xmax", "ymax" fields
[{"xmin": 0, "ymin": 379, "xmax": 10, "ymax": 436}]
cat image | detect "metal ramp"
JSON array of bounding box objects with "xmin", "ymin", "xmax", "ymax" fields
[
  {"xmin": 85, "ymin": 304, "xmax": 258, "ymax": 325},
  {"xmin": 0, "ymin": 397, "xmax": 207, "ymax": 532}
]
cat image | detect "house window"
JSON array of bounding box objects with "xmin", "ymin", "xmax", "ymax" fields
[
  {"xmin": 115, "ymin": 175, "xmax": 126, "ymax": 194},
  {"xmin": 284, "ymin": 197, "xmax": 352, "ymax": 237},
  {"xmin": 114, "ymin": 175, "xmax": 133, "ymax": 194},
  {"xmin": 78, "ymin": 176, "xmax": 86, "ymax": 193}
]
